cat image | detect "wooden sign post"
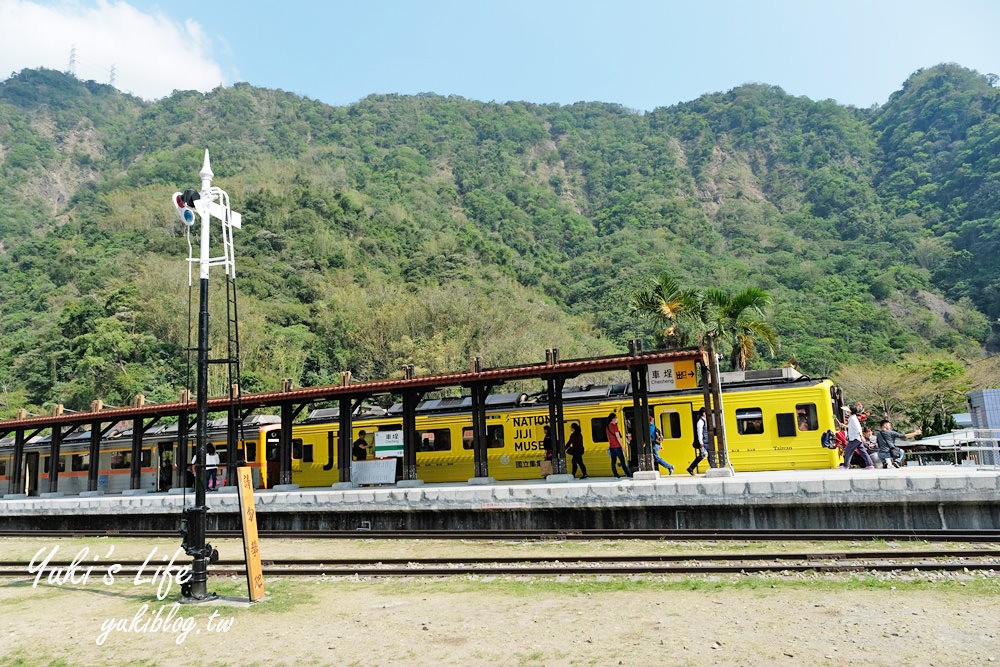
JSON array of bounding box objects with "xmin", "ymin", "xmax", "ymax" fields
[{"xmin": 236, "ymin": 467, "xmax": 265, "ymax": 601}]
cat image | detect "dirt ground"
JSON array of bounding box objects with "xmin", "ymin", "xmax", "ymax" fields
[{"xmin": 1, "ymin": 538, "xmax": 998, "ymax": 667}]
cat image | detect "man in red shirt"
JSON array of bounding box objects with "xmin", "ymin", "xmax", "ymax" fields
[{"xmin": 605, "ymin": 413, "xmax": 631, "ymax": 478}]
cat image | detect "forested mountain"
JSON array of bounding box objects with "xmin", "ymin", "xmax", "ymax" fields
[{"xmin": 0, "ymin": 64, "xmax": 997, "ymax": 416}]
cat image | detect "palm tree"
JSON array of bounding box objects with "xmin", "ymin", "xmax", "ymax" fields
[
  {"xmin": 702, "ymin": 286, "xmax": 777, "ymax": 370},
  {"xmin": 631, "ymin": 272, "xmax": 703, "ymax": 348}
]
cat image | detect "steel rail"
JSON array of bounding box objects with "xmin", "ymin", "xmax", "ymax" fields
[
  {"xmin": 4, "ymin": 549, "xmax": 1000, "ymax": 569},
  {"xmin": 2, "ymin": 528, "xmax": 1000, "ymax": 541}
]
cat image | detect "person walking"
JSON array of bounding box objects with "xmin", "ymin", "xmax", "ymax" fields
[
  {"xmin": 841, "ymin": 405, "xmax": 875, "ymax": 469},
  {"xmin": 205, "ymin": 443, "xmax": 220, "ymax": 491},
  {"xmin": 649, "ymin": 414, "xmax": 673, "ymax": 475},
  {"xmin": 567, "ymin": 423, "xmax": 588, "ymax": 479},
  {"xmin": 605, "ymin": 413, "xmax": 631, "ymax": 478},
  {"xmin": 875, "ymin": 420, "xmax": 921, "ymax": 468},
  {"xmin": 687, "ymin": 407, "xmax": 709, "ymax": 475}
]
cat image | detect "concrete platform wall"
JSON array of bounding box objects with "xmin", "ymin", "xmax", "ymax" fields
[{"xmin": 3, "ymin": 468, "xmax": 999, "ymax": 532}]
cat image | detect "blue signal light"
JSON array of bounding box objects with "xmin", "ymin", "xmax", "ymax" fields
[{"xmin": 172, "ymin": 190, "xmax": 199, "ymax": 226}]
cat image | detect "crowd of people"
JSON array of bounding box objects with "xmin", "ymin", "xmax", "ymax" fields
[{"xmin": 832, "ymin": 402, "xmax": 921, "ymax": 469}]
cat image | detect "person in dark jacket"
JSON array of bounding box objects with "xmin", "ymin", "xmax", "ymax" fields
[
  {"xmin": 875, "ymin": 420, "xmax": 920, "ymax": 468},
  {"xmin": 352, "ymin": 430, "xmax": 369, "ymax": 461},
  {"xmin": 567, "ymin": 422, "xmax": 587, "ymax": 479}
]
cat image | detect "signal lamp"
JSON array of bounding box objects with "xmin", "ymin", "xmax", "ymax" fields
[{"xmin": 172, "ymin": 189, "xmax": 201, "ymax": 226}]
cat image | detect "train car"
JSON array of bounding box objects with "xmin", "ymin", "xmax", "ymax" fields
[
  {"xmin": 0, "ymin": 415, "xmax": 281, "ymax": 496},
  {"xmin": 256, "ymin": 368, "xmax": 842, "ymax": 487},
  {"xmin": 0, "ymin": 427, "xmax": 157, "ymax": 495},
  {"xmin": 0, "ymin": 368, "xmax": 842, "ymax": 494}
]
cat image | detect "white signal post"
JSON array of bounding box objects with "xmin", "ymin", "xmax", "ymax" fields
[{"xmin": 173, "ymin": 150, "xmax": 244, "ymax": 601}]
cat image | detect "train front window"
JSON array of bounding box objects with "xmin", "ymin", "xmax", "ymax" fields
[
  {"xmin": 736, "ymin": 408, "xmax": 765, "ymax": 435},
  {"xmin": 796, "ymin": 403, "xmax": 818, "ymax": 431}
]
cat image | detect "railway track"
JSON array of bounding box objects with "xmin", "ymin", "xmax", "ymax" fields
[
  {"xmin": 2, "ymin": 528, "xmax": 1000, "ymax": 541},
  {"xmin": 3, "ymin": 550, "xmax": 999, "ymax": 578}
]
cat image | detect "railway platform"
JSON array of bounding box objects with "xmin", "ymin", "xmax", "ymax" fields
[{"xmin": 2, "ymin": 464, "xmax": 999, "ymax": 532}]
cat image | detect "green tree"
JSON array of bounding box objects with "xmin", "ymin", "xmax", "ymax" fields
[
  {"xmin": 630, "ymin": 272, "xmax": 703, "ymax": 348},
  {"xmin": 702, "ymin": 287, "xmax": 777, "ymax": 371}
]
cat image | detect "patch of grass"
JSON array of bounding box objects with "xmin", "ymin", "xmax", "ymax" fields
[{"xmin": 304, "ymin": 572, "xmax": 1000, "ymax": 596}]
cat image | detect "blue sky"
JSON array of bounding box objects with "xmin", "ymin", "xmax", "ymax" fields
[{"xmin": 1, "ymin": 0, "xmax": 998, "ymax": 110}]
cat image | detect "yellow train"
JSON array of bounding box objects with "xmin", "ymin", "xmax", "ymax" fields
[
  {"xmin": 258, "ymin": 368, "xmax": 842, "ymax": 487},
  {"xmin": 0, "ymin": 369, "xmax": 841, "ymax": 494}
]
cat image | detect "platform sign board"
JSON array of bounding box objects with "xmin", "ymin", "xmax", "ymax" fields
[
  {"xmin": 647, "ymin": 360, "xmax": 699, "ymax": 392},
  {"xmin": 374, "ymin": 430, "xmax": 404, "ymax": 458},
  {"xmin": 236, "ymin": 467, "xmax": 265, "ymax": 602}
]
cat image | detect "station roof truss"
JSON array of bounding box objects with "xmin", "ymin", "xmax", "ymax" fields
[{"xmin": 0, "ymin": 348, "xmax": 706, "ymax": 439}]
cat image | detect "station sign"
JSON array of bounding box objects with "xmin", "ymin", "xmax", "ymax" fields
[
  {"xmin": 374, "ymin": 430, "xmax": 404, "ymax": 458},
  {"xmin": 236, "ymin": 467, "xmax": 265, "ymax": 602},
  {"xmin": 647, "ymin": 360, "xmax": 698, "ymax": 392}
]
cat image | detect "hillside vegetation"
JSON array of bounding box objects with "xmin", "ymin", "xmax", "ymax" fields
[{"xmin": 0, "ymin": 64, "xmax": 997, "ymax": 420}]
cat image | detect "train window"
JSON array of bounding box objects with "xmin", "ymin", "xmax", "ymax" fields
[
  {"xmin": 776, "ymin": 413, "xmax": 797, "ymax": 438},
  {"xmin": 110, "ymin": 452, "xmax": 130, "ymax": 469},
  {"xmin": 658, "ymin": 412, "xmax": 682, "ymax": 440},
  {"xmin": 591, "ymin": 417, "xmax": 609, "ymax": 443},
  {"xmin": 72, "ymin": 454, "xmax": 90, "ymax": 472},
  {"xmin": 0, "ymin": 460, "xmax": 5, "ymax": 476},
  {"xmin": 302, "ymin": 443, "xmax": 314, "ymax": 463},
  {"xmin": 141, "ymin": 450, "xmax": 151, "ymax": 467},
  {"xmin": 292, "ymin": 439, "xmax": 303, "ymax": 460},
  {"xmin": 736, "ymin": 408, "xmax": 765, "ymax": 435},
  {"xmin": 796, "ymin": 403, "xmax": 818, "ymax": 431},
  {"xmin": 45, "ymin": 456, "xmax": 66, "ymax": 473},
  {"xmin": 245, "ymin": 443, "xmax": 257, "ymax": 462},
  {"xmin": 460, "ymin": 426, "xmax": 505, "ymax": 450},
  {"xmin": 488, "ymin": 425, "xmax": 504, "ymax": 448},
  {"xmin": 419, "ymin": 429, "xmax": 451, "ymax": 452}
]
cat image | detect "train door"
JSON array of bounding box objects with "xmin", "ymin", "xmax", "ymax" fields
[
  {"xmin": 157, "ymin": 443, "xmax": 174, "ymax": 492},
  {"xmin": 265, "ymin": 429, "xmax": 280, "ymax": 489},
  {"xmin": 653, "ymin": 402, "xmax": 695, "ymax": 472},
  {"xmin": 24, "ymin": 452, "xmax": 39, "ymax": 496}
]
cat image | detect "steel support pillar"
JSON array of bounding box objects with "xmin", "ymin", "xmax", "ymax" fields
[
  {"xmin": 338, "ymin": 397, "xmax": 353, "ymax": 483},
  {"xmin": 470, "ymin": 383, "xmax": 492, "ymax": 478},
  {"xmin": 129, "ymin": 418, "xmax": 143, "ymax": 490},
  {"xmin": 46, "ymin": 424, "xmax": 62, "ymax": 494},
  {"xmin": 9, "ymin": 429, "xmax": 24, "ymax": 495},
  {"xmin": 629, "ymin": 365, "xmax": 652, "ymax": 471},
  {"xmin": 401, "ymin": 390, "xmax": 423, "ymax": 480},
  {"xmin": 87, "ymin": 421, "xmax": 101, "ymax": 492},
  {"xmin": 278, "ymin": 402, "xmax": 293, "ymax": 486},
  {"xmin": 545, "ymin": 375, "xmax": 567, "ymax": 475}
]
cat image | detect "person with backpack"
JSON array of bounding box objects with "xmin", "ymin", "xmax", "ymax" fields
[{"xmin": 649, "ymin": 414, "xmax": 673, "ymax": 475}]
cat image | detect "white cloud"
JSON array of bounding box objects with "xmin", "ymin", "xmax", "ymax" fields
[{"xmin": 0, "ymin": 0, "xmax": 227, "ymax": 99}]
